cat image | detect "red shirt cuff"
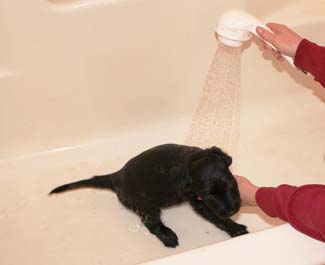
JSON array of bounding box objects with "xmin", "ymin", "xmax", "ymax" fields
[
  {"xmin": 294, "ymin": 39, "xmax": 310, "ymax": 69},
  {"xmin": 294, "ymin": 39, "xmax": 324, "ymax": 78}
]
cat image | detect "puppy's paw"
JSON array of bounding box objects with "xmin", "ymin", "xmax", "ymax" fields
[
  {"xmin": 159, "ymin": 226, "xmax": 179, "ymax": 248},
  {"xmin": 227, "ymin": 223, "xmax": 248, "ymax": 237}
]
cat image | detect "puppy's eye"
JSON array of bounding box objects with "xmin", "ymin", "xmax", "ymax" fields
[{"xmin": 205, "ymin": 194, "xmax": 216, "ymax": 201}]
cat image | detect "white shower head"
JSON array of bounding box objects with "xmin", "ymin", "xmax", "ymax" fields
[
  {"xmin": 216, "ymin": 9, "xmax": 294, "ymax": 66},
  {"xmin": 216, "ymin": 10, "xmax": 261, "ymax": 47}
]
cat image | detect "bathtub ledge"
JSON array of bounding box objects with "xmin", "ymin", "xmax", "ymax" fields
[{"xmin": 141, "ymin": 224, "xmax": 325, "ymax": 265}]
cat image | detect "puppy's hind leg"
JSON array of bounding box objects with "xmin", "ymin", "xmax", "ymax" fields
[{"xmin": 189, "ymin": 198, "xmax": 248, "ymax": 237}]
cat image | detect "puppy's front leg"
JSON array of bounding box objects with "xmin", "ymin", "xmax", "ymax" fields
[
  {"xmin": 141, "ymin": 213, "xmax": 179, "ymax": 248},
  {"xmin": 118, "ymin": 193, "xmax": 179, "ymax": 248},
  {"xmin": 189, "ymin": 198, "xmax": 248, "ymax": 237}
]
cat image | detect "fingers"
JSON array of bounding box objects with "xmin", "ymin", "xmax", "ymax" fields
[
  {"xmin": 256, "ymin": 26, "xmax": 275, "ymax": 44},
  {"xmin": 266, "ymin": 22, "xmax": 286, "ymax": 33},
  {"xmin": 262, "ymin": 41, "xmax": 271, "ymax": 50},
  {"xmin": 274, "ymin": 50, "xmax": 285, "ymax": 61},
  {"xmin": 261, "ymin": 41, "xmax": 284, "ymax": 61},
  {"xmin": 257, "ymin": 24, "xmax": 290, "ymax": 62},
  {"xmin": 234, "ymin": 175, "xmax": 259, "ymax": 207},
  {"xmin": 235, "ymin": 175, "xmax": 250, "ymax": 185}
]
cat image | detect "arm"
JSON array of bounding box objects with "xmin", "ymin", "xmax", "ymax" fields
[
  {"xmin": 256, "ymin": 23, "xmax": 325, "ymax": 87},
  {"xmin": 294, "ymin": 39, "xmax": 325, "ymax": 87},
  {"xmin": 235, "ymin": 176, "xmax": 325, "ymax": 242},
  {"xmin": 256, "ymin": 184, "xmax": 325, "ymax": 242}
]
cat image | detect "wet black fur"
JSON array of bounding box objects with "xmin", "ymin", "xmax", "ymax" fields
[{"xmin": 50, "ymin": 144, "xmax": 248, "ymax": 247}]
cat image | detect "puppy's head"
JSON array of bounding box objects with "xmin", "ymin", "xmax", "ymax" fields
[{"xmin": 188, "ymin": 147, "xmax": 240, "ymax": 218}]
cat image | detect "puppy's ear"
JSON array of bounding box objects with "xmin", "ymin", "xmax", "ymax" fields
[
  {"xmin": 210, "ymin": 146, "xmax": 232, "ymax": 168},
  {"xmin": 224, "ymin": 154, "xmax": 232, "ymax": 167},
  {"xmin": 188, "ymin": 155, "xmax": 216, "ymax": 179}
]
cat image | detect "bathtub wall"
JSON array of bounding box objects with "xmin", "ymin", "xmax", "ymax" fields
[
  {"xmin": 0, "ymin": 0, "xmax": 246, "ymax": 159},
  {"xmin": 246, "ymin": 0, "xmax": 298, "ymax": 17},
  {"xmin": 2, "ymin": 0, "xmax": 325, "ymax": 184}
]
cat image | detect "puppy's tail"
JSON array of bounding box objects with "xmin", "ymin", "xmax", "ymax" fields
[{"xmin": 49, "ymin": 173, "xmax": 117, "ymax": 195}]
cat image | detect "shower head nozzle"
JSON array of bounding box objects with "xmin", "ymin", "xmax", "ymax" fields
[{"xmin": 216, "ymin": 10, "xmax": 261, "ymax": 47}]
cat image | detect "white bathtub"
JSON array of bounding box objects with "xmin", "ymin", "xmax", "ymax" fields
[{"xmin": 1, "ymin": 0, "xmax": 325, "ymax": 264}]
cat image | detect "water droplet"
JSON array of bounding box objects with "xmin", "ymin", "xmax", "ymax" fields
[
  {"xmin": 128, "ymin": 223, "xmax": 141, "ymax": 232},
  {"xmin": 142, "ymin": 227, "xmax": 150, "ymax": 236}
]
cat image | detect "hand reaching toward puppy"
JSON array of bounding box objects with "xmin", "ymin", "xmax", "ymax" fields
[{"xmin": 235, "ymin": 175, "xmax": 259, "ymax": 206}]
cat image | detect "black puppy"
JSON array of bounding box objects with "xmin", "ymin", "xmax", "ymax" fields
[{"xmin": 50, "ymin": 144, "xmax": 248, "ymax": 247}]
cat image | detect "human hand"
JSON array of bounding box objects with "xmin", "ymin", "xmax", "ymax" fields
[
  {"xmin": 256, "ymin": 23, "xmax": 303, "ymax": 61},
  {"xmin": 235, "ymin": 175, "xmax": 259, "ymax": 206}
]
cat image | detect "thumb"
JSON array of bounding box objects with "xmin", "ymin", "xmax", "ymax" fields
[{"xmin": 256, "ymin": 26, "xmax": 275, "ymax": 44}]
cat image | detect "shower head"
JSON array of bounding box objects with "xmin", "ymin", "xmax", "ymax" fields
[
  {"xmin": 216, "ymin": 9, "xmax": 294, "ymax": 65},
  {"xmin": 216, "ymin": 10, "xmax": 261, "ymax": 47}
]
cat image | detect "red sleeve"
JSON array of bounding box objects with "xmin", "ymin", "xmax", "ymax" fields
[
  {"xmin": 256, "ymin": 184, "xmax": 325, "ymax": 242},
  {"xmin": 294, "ymin": 39, "xmax": 325, "ymax": 87}
]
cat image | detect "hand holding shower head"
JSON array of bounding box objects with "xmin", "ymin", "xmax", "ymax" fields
[{"xmin": 216, "ymin": 9, "xmax": 294, "ymax": 66}]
